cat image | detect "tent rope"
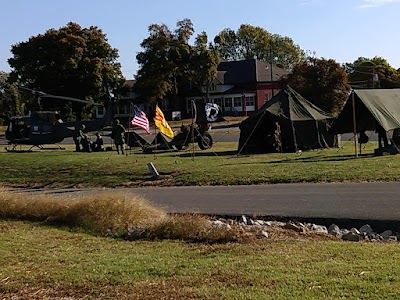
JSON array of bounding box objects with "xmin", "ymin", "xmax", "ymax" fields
[{"xmin": 237, "ymin": 110, "xmax": 267, "ymax": 156}]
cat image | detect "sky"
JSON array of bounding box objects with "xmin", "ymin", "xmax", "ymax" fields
[{"xmin": 1, "ymin": 0, "xmax": 400, "ymax": 79}]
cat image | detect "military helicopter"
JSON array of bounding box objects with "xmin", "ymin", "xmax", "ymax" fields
[{"xmin": 4, "ymin": 87, "xmax": 116, "ymax": 152}]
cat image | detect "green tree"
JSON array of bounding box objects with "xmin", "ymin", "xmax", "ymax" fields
[
  {"xmin": 346, "ymin": 57, "xmax": 400, "ymax": 89},
  {"xmin": 187, "ymin": 32, "xmax": 220, "ymax": 101},
  {"xmin": 135, "ymin": 18, "xmax": 219, "ymax": 111},
  {"xmin": 135, "ymin": 21, "xmax": 190, "ymax": 103},
  {"xmin": 284, "ymin": 57, "xmax": 351, "ymax": 114},
  {"xmin": 214, "ymin": 24, "xmax": 305, "ymax": 70},
  {"xmin": 8, "ymin": 22, "xmax": 125, "ymax": 120},
  {"xmin": 0, "ymin": 72, "xmax": 23, "ymax": 124}
]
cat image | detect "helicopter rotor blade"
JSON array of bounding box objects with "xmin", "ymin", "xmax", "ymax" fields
[
  {"xmin": 17, "ymin": 85, "xmax": 103, "ymax": 106},
  {"xmin": 40, "ymin": 94, "xmax": 102, "ymax": 106},
  {"xmin": 18, "ymin": 86, "xmax": 47, "ymax": 97}
]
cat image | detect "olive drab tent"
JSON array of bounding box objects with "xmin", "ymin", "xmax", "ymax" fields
[
  {"xmin": 238, "ymin": 86, "xmax": 336, "ymax": 154},
  {"xmin": 329, "ymin": 89, "xmax": 400, "ymax": 134}
]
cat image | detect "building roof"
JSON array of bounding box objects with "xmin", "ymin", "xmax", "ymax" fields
[
  {"xmin": 217, "ymin": 59, "xmax": 288, "ymax": 84},
  {"xmin": 125, "ymin": 79, "xmax": 136, "ymax": 89}
]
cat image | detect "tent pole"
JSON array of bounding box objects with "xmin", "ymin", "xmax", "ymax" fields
[
  {"xmin": 352, "ymin": 90, "xmax": 358, "ymax": 158},
  {"xmin": 291, "ymin": 121, "xmax": 298, "ymax": 152}
]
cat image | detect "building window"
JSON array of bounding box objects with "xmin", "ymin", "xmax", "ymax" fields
[
  {"xmin": 264, "ymin": 93, "xmax": 270, "ymax": 102},
  {"xmin": 209, "ymin": 82, "xmax": 216, "ymax": 92},
  {"xmin": 97, "ymin": 106, "xmax": 104, "ymax": 116},
  {"xmin": 224, "ymin": 97, "xmax": 233, "ymax": 109},
  {"xmin": 214, "ymin": 98, "xmax": 222, "ymax": 107},
  {"xmin": 233, "ymin": 97, "xmax": 242, "ymax": 108},
  {"xmin": 245, "ymin": 96, "xmax": 255, "ymax": 106},
  {"xmin": 161, "ymin": 99, "xmax": 170, "ymax": 111}
]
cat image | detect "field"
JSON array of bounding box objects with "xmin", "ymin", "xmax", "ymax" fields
[
  {"xmin": 1, "ymin": 141, "xmax": 400, "ymax": 188},
  {"xmin": 2, "ymin": 141, "xmax": 400, "ymax": 299},
  {"xmin": 1, "ymin": 190, "xmax": 400, "ymax": 300},
  {"xmin": 1, "ymin": 220, "xmax": 400, "ymax": 300}
]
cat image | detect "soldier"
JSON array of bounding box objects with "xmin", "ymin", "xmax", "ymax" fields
[
  {"xmin": 376, "ymin": 122, "xmax": 388, "ymax": 149},
  {"xmin": 111, "ymin": 119, "xmax": 126, "ymax": 154},
  {"xmin": 92, "ymin": 132, "xmax": 104, "ymax": 152},
  {"xmin": 73, "ymin": 124, "xmax": 85, "ymax": 152},
  {"xmin": 80, "ymin": 131, "xmax": 92, "ymax": 152}
]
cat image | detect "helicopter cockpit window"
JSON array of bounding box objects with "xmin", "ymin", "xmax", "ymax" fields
[
  {"xmin": 55, "ymin": 112, "xmax": 63, "ymax": 123},
  {"xmin": 8, "ymin": 120, "xmax": 27, "ymax": 139}
]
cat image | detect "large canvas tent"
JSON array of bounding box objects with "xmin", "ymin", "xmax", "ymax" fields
[
  {"xmin": 238, "ymin": 86, "xmax": 335, "ymax": 154},
  {"xmin": 330, "ymin": 89, "xmax": 400, "ymax": 134}
]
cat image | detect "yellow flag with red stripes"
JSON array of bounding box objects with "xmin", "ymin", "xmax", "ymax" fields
[{"xmin": 154, "ymin": 105, "xmax": 174, "ymax": 139}]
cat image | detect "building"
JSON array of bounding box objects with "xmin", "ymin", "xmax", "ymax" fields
[
  {"xmin": 96, "ymin": 58, "xmax": 288, "ymax": 122},
  {"xmin": 185, "ymin": 59, "xmax": 288, "ymax": 117}
]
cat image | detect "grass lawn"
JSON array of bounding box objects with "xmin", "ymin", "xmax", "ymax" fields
[
  {"xmin": 1, "ymin": 141, "xmax": 399, "ymax": 188},
  {"xmin": 2, "ymin": 141, "xmax": 400, "ymax": 299},
  {"xmin": 1, "ymin": 220, "xmax": 400, "ymax": 299}
]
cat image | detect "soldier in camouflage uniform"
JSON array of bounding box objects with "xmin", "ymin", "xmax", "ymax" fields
[{"xmin": 111, "ymin": 119, "xmax": 126, "ymax": 154}]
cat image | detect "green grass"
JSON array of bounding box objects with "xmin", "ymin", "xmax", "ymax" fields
[
  {"xmin": 2, "ymin": 140, "xmax": 400, "ymax": 299},
  {"xmin": 1, "ymin": 220, "xmax": 400, "ymax": 299},
  {"xmin": 1, "ymin": 141, "xmax": 399, "ymax": 188}
]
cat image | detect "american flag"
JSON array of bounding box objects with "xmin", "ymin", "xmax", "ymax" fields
[{"xmin": 131, "ymin": 105, "xmax": 150, "ymax": 134}]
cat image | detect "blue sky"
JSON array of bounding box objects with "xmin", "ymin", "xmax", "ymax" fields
[{"xmin": 1, "ymin": 0, "xmax": 399, "ymax": 79}]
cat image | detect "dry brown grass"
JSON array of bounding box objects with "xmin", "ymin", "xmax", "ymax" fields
[
  {"xmin": 0, "ymin": 188, "xmax": 167, "ymax": 235},
  {"xmin": 0, "ymin": 188, "xmax": 242, "ymax": 243},
  {"xmin": 126, "ymin": 213, "xmax": 243, "ymax": 243}
]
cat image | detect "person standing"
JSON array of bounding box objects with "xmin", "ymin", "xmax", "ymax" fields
[
  {"xmin": 73, "ymin": 124, "xmax": 85, "ymax": 152},
  {"xmin": 111, "ymin": 119, "xmax": 126, "ymax": 154},
  {"xmin": 376, "ymin": 121, "xmax": 388, "ymax": 149}
]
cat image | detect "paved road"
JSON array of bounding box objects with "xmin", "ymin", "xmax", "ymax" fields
[
  {"xmin": 129, "ymin": 183, "xmax": 400, "ymax": 222},
  {"xmin": 18, "ymin": 182, "xmax": 400, "ymax": 219},
  {"xmin": 9, "ymin": 182, "xmax": 400, "ymax": 230}
]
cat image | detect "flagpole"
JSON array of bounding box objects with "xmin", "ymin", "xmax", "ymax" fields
[
  {"xmin": 127, "ymin": 103, "xmax": 132, "ymax": 156},
  {"xmin": 154, "ymin": 105, "xmax": 157, "ymax": 160},
  {"xmin": 191, "ymin": 100, "xmax": 196, "ymax": 161}
]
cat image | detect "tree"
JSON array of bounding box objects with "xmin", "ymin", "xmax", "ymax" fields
[
  {"xmin": 345, "ymin": 57, "xmax": 400, "ymax": 89},
  {"xmin": 187, "ymin": 32, "xmax": 220, "ymax": 101},
  {"xmin": 284, "ymin": 57, "xmax": 351, "ymax": 114},
  {"xmin": 135, "ymin": 18, "xmax": 219, "ymax": 111},
  {"xmin": 0, "ymin": 72, "xmax": 23, "ymax": 124},
  {"xmin": 213, "ymin": 24, "xmax": 305, "ymax": 70},
  {"xmin": 8, "ymin": 22, "xmax": 125, "ymax": 120}
]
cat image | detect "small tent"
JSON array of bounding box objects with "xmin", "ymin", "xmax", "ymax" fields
[
  {"xmin": 330, "ymin": 89, "xmax": 400, "ymax": 134},
  {"xmin": 238, "ymin": 86, "xmax": 335, "ymax": 154}
]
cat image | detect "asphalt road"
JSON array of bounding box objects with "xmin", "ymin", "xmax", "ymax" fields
[
  {"xmin": 16, "ymin": 181, "xmax": 400, "ymax": 219},
  {"xmin": 25, "ymin": 182, "xmax": 400, "ymax": 230},
  {"xmin": 129, "ymin": 183, "xmax": 400, "ymax": 221}
]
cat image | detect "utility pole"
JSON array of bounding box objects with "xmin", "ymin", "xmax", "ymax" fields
[
  {"xmin": 270, "ymin": 47, "xmax": 274, "ymax": 97},
  {"xmin": 372, "ymin": 65, "xmax": 375, "ymax": 89}
]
